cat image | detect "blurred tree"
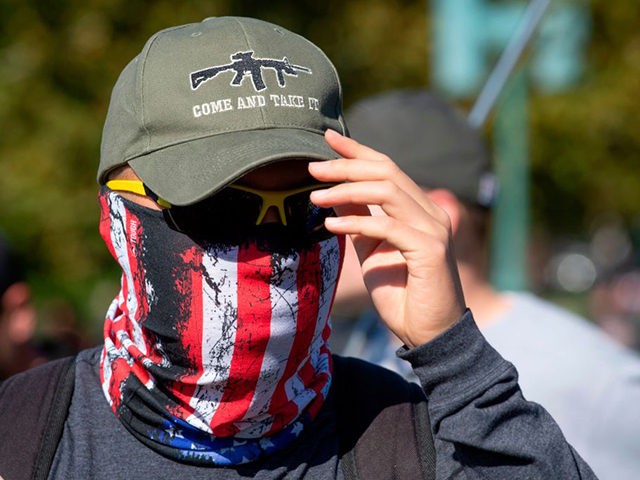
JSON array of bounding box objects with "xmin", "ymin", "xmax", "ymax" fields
[
  {"xmin": 530, "ymin": 0, "xmax": 640, "ymax": 236},
  {"xmin": 0, "ymin": 0, "xmax": 638, "ymax": 331}
]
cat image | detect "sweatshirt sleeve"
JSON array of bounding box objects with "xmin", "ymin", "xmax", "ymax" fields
[{"xmin": 398, "ymin": 310, "xmax": 599, "ymax": 480}]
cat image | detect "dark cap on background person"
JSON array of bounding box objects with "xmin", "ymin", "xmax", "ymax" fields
[
  {"xmin": 346, "ymin": 90, "xmax": 497, "ymax": 208},
  {"xmin": 98, "ymin": 16, "xmax": 346, "ymax": 206}
]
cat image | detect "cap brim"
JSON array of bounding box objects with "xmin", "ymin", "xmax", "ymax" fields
[{"xmin": 129, "ymin": 128, "xmax": 337, "ymax": 206}]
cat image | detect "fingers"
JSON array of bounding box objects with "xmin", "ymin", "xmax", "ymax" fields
[
  {"xmin": 314, "ymin": 130, "xmax": 465, "ymax": 347},
  {"xmin": 312, "ymin": 130, "xmax": 449, "ymax": 224},
  {"xmin": 310, "ymin": 129, "xmax": 453, "ymax": 261},
  {"xmin": 324, "ymin": 214, "xmax": 450, "ymax": 260},
  {"xmin": 312, "ymin": 180, "xmax": 448, "ymax": 235},
  {"xmin": 323, "ymin": 128, "xmax": 387, "ymax": 161}
]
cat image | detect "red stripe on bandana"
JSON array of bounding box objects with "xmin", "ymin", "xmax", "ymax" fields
[
  {"xmin": 169, "ymin": 246, "xmax": 204, "ymax": 418},
  {"xmin": 267, "ymin": 243, "xmax": 322, "ymax": 435},
  {"xmin": 210, "ymin": 242, "xmax": 272, "ymax": 436}
]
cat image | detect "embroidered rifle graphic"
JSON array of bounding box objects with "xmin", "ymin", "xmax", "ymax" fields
[{"xmin": 190, "ymin": 51, "xmax": 312, "ymax": 92}]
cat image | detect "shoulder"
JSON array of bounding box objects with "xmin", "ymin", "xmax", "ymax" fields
[
  {"xmin": 332, "ymin": 354, "xmax": 424, "ymax": 403},
  {"xmin": 0, "ymin": 356, "xmax": 79, "ymax": 478},
  {"xmin": 490, "ymin": 291, "xmax": 624, "ymax": 351},
  {"xmin": 506, "ymin": 291, "xmax": 587, "ymax": 321},
  {"xmin": 0, "ymin": 345, "xmax": 102, "ymax": 390},
  {"xmin": 333, "ymin": 354, "xmax": 410, "ymax": 384},
  {"xmin": 484, "ymin": 292, "xmax": 640, "ymax": 400},
  {"xmin": 0, "ymin": 356, "xmax": 75, "ymax": 395},
  {"xmin": 331, "ymin": 354, "xmax": 433, "ymax": 473}
]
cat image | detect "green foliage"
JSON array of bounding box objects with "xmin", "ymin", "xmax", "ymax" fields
[
  {"xmin": 530, "ymin": 0, "xmax": 640, "ymax": 236},
  {"xmin": 0, "ymin": 0, "xmax": 638, "ymax": 332}
]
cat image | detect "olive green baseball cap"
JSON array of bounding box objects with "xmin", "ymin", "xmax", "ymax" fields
[{"xmin": 98, "ymin": 16, "xmax": 347, "ymax": 205}]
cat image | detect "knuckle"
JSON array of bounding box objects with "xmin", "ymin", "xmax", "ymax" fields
[
  {"xmin": 380, "ymin": 157, "xmax": 401, "ymax": 176},
  {"xmin": 439, "ymin": 214, "xmax": 452, "ymax": 232},
  {"xmin": 375, "ymin": 152, "xmax": 393, "ymax": 164},
  {"xmin": 380, "ymin": 178, "xmax": 404, "ymax": 198},
  {"xmin": 435, "ymin": 220, "xmax": 452, "ymax": 242},
  {"xmin": 379, "ymin": 180, "xmax": 399, "ymax": 197},
  {"xmin": 428, "ymin": 235, "xmax": 449, "ymax": 258},
  {"xmin": 377, "ymin": 215, "xmax": 395, "ymax": 231}
]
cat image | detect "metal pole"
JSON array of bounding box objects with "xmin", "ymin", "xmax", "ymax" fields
[
  {"xmin": 490, "ymin": 71, "xmax": 530, "ymax": 291},
  {"xmin": 467, "ymin": 0, "xmax": 552, "ymax": 128}
]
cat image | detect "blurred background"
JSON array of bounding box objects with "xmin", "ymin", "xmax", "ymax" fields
[{"xmin": 0, "ymin": 0, "xmax": 638, "ymax": 357}]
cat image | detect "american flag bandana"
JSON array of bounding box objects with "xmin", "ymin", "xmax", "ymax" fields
[{"xmin": 97, "ymin": 188, "xmax": 343, "ymax": 465}]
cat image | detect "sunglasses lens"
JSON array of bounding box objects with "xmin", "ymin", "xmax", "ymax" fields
[
  {"xmin": 163, "ymin": 185, "xmax": 335, "ymax": 244},
  {"xmin": 165, "ymin": 189, "xmax": 261, "ymax": 240},
  {"xmin": 285, "ymin": 190, "xmax": 335, "ymax": 239}
]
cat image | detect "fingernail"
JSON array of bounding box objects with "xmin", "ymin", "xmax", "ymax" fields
[
  {"xmin": 308, "ymin": 161, "xmax": 328, "ymax": 172},
  {"xmin": 325, "ymin": 128, "xmax": 341, "ymax": 138},
  {"xmin": 325, "ymin": 217, "xmax": 347, "ymax": 226},
  {"xmin": 310, "ymin": 188, "xmax": 328, "ymax": 200}
]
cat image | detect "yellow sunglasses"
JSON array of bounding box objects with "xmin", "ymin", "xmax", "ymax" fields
[{"xmin": 105, "ymin": 180, "xmax": 336, "ymax": 239}]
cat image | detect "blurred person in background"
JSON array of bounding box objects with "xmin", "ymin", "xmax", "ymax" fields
[
  {"xmin": 0, "ymin": 229, "xmax": 39, "ymax": 379},
  {"xmin": 0, "ymin": 229, "xmax": 90, "ymax": 381},
  {"xmin": 590, "ymin": 266, "xmax": 640, "ymax": 351},
  {"xmin": 333, "ymin": 89, "xmax": 640, "ymax": 480}
]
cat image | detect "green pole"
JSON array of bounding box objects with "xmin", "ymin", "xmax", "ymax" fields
[{"xmin": 490, "ymin": 69, "xmax": 530, "ymax": 291}]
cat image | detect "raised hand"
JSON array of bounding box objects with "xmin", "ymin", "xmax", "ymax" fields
[{"xmin": 309, "ymin": 129, "xmax": 466, "ymax": 348}]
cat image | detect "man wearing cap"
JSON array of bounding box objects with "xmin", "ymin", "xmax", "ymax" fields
[
  {"xmin": 0, "ymin": 18, "xmax": 598, "ymax": 479},
  {"xmin": 334, "ymin": 89, "xmax": 640, "ymax": 479}
]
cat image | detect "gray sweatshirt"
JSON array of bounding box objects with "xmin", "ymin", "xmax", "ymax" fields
[{"xmin": 49, "ymin": 311, "xmax": 597, "ymax": 479}]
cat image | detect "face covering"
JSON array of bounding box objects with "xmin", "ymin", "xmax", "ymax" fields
[{"xmin": 97, "ymin": 188, "xmax": 343, "ymax": 465}]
